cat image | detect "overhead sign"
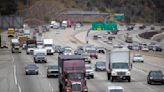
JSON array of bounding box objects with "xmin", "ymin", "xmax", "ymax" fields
[
  {"xmin": 113, "ymin": 14, "xmax": 124, "ymax": 20},
  {"xmin": 92, "ymin": 23, "xmax": 105, "ymax": 30},
  {"xmin": 92, "ymin": 23, "xmax": 117, "ymax": 31}
]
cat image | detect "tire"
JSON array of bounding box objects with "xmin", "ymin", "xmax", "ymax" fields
[
  {"xmin": 147, "ymin": 80, "xmax": 151, "ymax": 84},
  {"xmin": 47, "ymin": 75, "xmax": 49, "ymax": 78},
  {"xmin": 111, "ymin": 76, "xmax": 114, "ymax": 82},
  {"xmin": 92, "ymin": 75, "xmax": 94, "ymax": 79},
  {"xmin": 107, "ymin": 73, "xmax": 111, "ymax": 80},
  {"xmin": 25, "ymin": 72, "xmax": 28, "ymax": 75},
  {"xmin": 128, "ymin": 77, "xmax": 131, "ymax": 82},
  {"xmin": 89, "ymin": 61, "xmax": 91, "ymax": 64},
  {"xmin": 59, "ymin": 84, "xmax": 62, "ymax": 92}
]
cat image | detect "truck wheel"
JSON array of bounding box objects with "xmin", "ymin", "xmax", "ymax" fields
[
  {"xmin": 128, "ymin": 77, "xmax": 131, "ymax": 82},
  {"xmin": 59, "ymin": 84, "xmax": 62, "ymax": 92},
  {"xmin": 92, "ymin": 75, "xmax": 94, "ymax": 79},
  {"xmin": 107, "ymin": 73, "xmax": 111, "ymax": 80},
  {"xmin": 111, "ymin": 76, "xmax": 114, "ymax": 82},
  {"xmin": 89, "ymin": 61, "xmax": 91, "ymax": 64}
]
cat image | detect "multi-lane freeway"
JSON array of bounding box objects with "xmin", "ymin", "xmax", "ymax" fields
[{"xmin": 0, "ymin": 25, "xmax": 164, "ymax": 92}]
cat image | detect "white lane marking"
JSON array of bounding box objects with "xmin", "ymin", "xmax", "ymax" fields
[
  {"xmin": 11, "ymin": 54, "xmax": 18, "ymax": 85},
  {"xmin": 18, "ymin": 85, "xmax": 22, "ymax": 92},
  {"xmin": 11, "ymin": 53, "xmax": 22, "ymax": 92},
  {"xmin": 14, "ymin": 64, "xmax": 18, "ymax": 85},
  {"xmin": 133, "ymin": 67, "xmax": 147, "ymax": 75}
]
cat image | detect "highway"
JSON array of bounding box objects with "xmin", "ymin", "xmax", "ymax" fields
[{"xmin": 0, "ymin": 25, "xmax": 164, "ymax": 92}]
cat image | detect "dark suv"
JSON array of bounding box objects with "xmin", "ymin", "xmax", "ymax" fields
[{"xmin": 147, "ymin": 70, "xmax": 164, "ymax": 84}]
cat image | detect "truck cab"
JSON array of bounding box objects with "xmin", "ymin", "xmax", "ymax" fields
[
  {"xmin": 11, "ymin": 39, "xmax": 21, "ymax": 53},
  {"xmin": 106, "ymin": 48, "xmax": 132, "ymax": 82},
  {"xmin": 26, "ymin": 39, "xmax": 37, "ymax": 55},
  {"xmin": 58, "ymin": 55, "xmax": 88, "ymax": 92},
  {"xmin": 43, "ymin": 39, "xmax": 54, "ymax": 55}
]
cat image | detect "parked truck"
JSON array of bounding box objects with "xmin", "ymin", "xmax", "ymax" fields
[
  {"xmin": 106, "ymin": 48, "xmax": 132, "ymax": 82},
  {"xmin": 26, "ymin": 39, "xmax": 37, "ymax": 55},
  {"xmin": 43, "ymin": 39, "xmax": 54, "ymax": 55},
  {"xmin": 11, "ymin": 39, "xmax": 21, "ymax": 53},
  {"xmin": 58, "ymin": 55, "xmax": 88, "ymax": 92}
]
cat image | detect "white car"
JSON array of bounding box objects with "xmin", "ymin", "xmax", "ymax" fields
[
  {"xmin": 107, "ymin": 86, "xmax": 124, "ymax": 92},
  {"xmin": 142, "ymin": 46, "xmax": 149, "ymax": 52},
  {"xmin": 133, "ymin": 54, "xmax": 144, "ymax": 63},
  {"xmin": 85, "ymin": 64, "xmax": 94, "ymax": 79}
]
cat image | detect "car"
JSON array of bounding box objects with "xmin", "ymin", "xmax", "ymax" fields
[
  {"xmin": 25, "ymin": 64, "xmax": 39, "ymax": 75},
  {"xmin": 132, "ymin": 44, "xmax": 140, "ymax": 50},
  {"xmin": 107, "ymin": 86, "xmax": 124, "ymax": 92},
  {"xmin": 132, "ymin": 53, "xmax": 144, "ymax": 63},
  {"xmin": 147, "ymin": 70, "xmax": 164, "ymax": 84},
  {"xmin": 85, "ymin": 64, "xmax": 94, "ymax": 79},
  {"xmin": 74, "ymin": 49, "xmax": 84, "ymax": 55},
  {"xmin": 152, "ymin": 45, "xmax": 163, "ymax": 52},
  {"xmin": 86, "ymin": 48, "xmax": 98, "ymax": 59},
  {"xmin": 82, "ymin": 53, "xmax": 91, "ymax": 63},
  {"xmin": 141, "ymin": 46, "xmax": 149, "ymax": 52},
  {"xmin": 95, "ymin": 61, "xmax": 106, "ymax": 71},
  {"xmin": 96, "ymin": 47, "xmax": 106, "ymax": 54},
  {"xmin": 47, "ymin": 65, "xmax": 59, "ymax": 78}
]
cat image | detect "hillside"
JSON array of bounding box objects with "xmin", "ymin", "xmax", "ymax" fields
[{"xmin": 1, "ymin": 0, "xmax": 164, "ymax": 23}]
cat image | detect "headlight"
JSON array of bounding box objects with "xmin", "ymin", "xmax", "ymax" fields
[
  {"xmin": 150, "ymin": 77, "xmax": 153, "ymax": 79},
  {"xmin": 126, "ymin": 71, "xmax": 131, "ymax": 75},
  {"xmin": 112, "ymin": 72, "xmax": 116, "ymax": 75},
  {"xmin": 35, "ymin": 69, "xmax": 38, "ymax": 72},
  {"xmin": 84, "ymin": 88, "xmax": 88, "ymax": 91},
  {"xmin": 25, "ymin": 70, "xmax": 29, "ymax": 71}
]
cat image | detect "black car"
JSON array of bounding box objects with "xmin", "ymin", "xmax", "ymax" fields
[
  {"xmin": 147, "ymin": 70, "xmax": 164, "ymax": 84},
  {"xmin": 96, "ymin": 47, "xmax": 106, "ymax": 54},
  {"xmin": 47, "ymin": 65, "xmax": 59, "ymax": 78},
  {"xmin": 25, "ymin": 64, "xmax": 39, "ymax": 75},
  {"xmin": 95, "ymin": 61, "xmax": 106, "ymax": 71}
]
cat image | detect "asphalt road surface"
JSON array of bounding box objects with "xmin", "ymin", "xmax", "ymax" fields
[{"xmin": 0, "ymin": 25, "xmax": 164, "ymax": 92}]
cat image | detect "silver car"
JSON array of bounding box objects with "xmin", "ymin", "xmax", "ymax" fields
[{"xmin": 47, "ymin": 65, "xmax": 59, "ymax": 78}]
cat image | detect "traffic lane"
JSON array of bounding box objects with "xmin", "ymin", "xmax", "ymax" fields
[
  {"xmin": 0, "ymin": 49, "xmax": 18, "ymax": 92},
  {"xmin": 13, "ymin": 51, "xmax": 53, "ymax": 92}
]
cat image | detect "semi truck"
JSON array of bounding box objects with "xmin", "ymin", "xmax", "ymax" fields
[
  {"xmin": 11, "ymin": 39, "xmax": 21, "ymax": 53},
  {"xmin": 26, "ymin": 39, "xmax": 37, "ymax": 55},
  {"xmin": 43, "ymin": 39, "xmax": 54, "ymax": 55},
  {"xmin": 106, "ymin": 48, "xmax": 132, "ymax": 82},
  {"xmin": 58, "ymin": 55, "xmax": 88, "ymax": 92}
]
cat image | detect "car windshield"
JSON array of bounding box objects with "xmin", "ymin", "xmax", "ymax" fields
[
  {"xmin": 44, "ymin": 44, "xmax": 52, "ymax": 47},
  {"xmin": 86, "ymin": 65, "xmax": 92, "ymax": 70},
  {"xmin": 87, "ymin": 50, "xmax": 96, "ymax": 53},
  {"xmin": 26, "ymin": 64, "xmax": 38, "ymax": 69},
  {"xmin": 112, "ymin": 63, "xmax": 129, "ymax": 69},
  {"xmin": 36, "ymin": 53, "xmax": 45, "ymax": 56},
  {"xmin": 150, "ymin": 71, "xmax": 163, "ymax": 77},
  {"xmin": 48, "ymin": 65, "xmax": 58, "ymax": 69},
  {"xmin": 96, "ymin": 62, "xmax": 106, "ymax": 66},
  {"xmin": 27, "ymin": 44, "xmax": 36, "ymax": 48},
  {"xmin": 109, "ymin": 89, "xmax": 123, "ymax": 92},
  {"xmin": 134, "ymin": 54, "xmax": 142, "ymax": 57},
  {"xmin": 67, "ymin": 73, "xmax": 84, "ymax": 80}
]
